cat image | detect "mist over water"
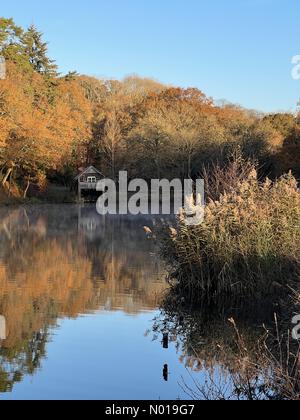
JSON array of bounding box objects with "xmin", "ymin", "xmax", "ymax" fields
[
  {"xmin": 0, "ymin": 205, "xmax": 284, "ymax": 400},
  {"xmin": 0, "ymin": 205, "xmax": 186, "ymax": 399}
]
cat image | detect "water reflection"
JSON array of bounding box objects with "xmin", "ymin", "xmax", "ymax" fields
[
  {"xmin": 153, "ymin": 304, "xmax": 267, "ymax": 375},
  {"xmin": 163, "ymin": 364, "xmax": 169, "ymax": 382},
  {"xmin": 0, "ymin": 205, "xmax": 296, "ymax": 399},
  {"xmin": 151, "ymin": 291, "xmax": 298, "ymax": 400},
  {"xmin": 0, "ymin": 205, "xmax": 167, "ymax": 395}
]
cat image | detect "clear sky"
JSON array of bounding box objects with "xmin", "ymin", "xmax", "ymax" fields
[{"xmin": 1, "ymin": 0, "xmax": 300, "ymax": 112}]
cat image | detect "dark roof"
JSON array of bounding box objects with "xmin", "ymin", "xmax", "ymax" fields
[{"xmin": 74, "ymin": 166, "xmax": 104, "ymax": 180}]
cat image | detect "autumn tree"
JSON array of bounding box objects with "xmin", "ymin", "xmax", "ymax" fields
[
  {"xmin": 2, "ymin": 17, "xmax": 300, "ymax": 198},
  {"xmin": 262, "ymin": 113, "xmax": 296, "ymax": 138},
  {"xmin": 128, "ymin": 88, "xmax": 225, "ymax": 179},
  {"xmin": 100, "ymin": 111, "xmax": 124, "ymax": 179},
  {"xmin": 0, "ymin": 61, "xmax": 92, "ymax": 196},
  {"xmin": 88, "ymin": 76, "xmax": 164, "ymax": 177}
]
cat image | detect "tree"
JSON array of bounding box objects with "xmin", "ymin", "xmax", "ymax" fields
[
  {"xmin": 128, "ymin": 88, "xmax": 225, "ymax": 179},
  {"xmin": 263, "ymin": 113, "xmax": 296, "ymax": 138},
  {"xmin": 0, "ymin": 17, "xmax": 31, "ymax": 72},
  {"xmin": 0, "ymin": 18, "xmax": 57, "ymax": 76},
  {"xmin": 21, "ymin": 25, "xmax": 58, "ymax": 76},
  {"xmin": 128, "ymin": 109, "xmax": 172, "ymax": 179},
  {"xmin": 101, "ymin": 111, "xmax": 124, "ymax": 180},
  {"xmin": 0, "ymin": 17, "xmax": 23, "ymax": 54},
  {"xmin": 0, "ymin": 60, "xmax": 92, "ymax": 196}
]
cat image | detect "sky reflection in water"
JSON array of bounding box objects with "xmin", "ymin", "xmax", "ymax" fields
[{"xmin": 0, "ymin": 205, "xmax": 213, "ymax": 400}]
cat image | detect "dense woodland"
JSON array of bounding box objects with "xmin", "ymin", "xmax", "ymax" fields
[{"xmin": 0, "ymin": 18, "xmax": 300, "ymax": 199}]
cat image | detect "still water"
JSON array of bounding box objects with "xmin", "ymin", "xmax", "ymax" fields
[{"xmin": 0, "ymin": 205, "xmax": 213, "ymax": 400}]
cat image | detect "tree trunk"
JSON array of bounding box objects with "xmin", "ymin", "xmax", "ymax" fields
[
  {"xmin": 188, "ymin": 153, "xmax": 192, "ymax": 179},
  {"xmin": 23, "ymin": 180, "xmax": 31, "ymax": 199},
  {"xmin": 2, "ymin": 168, "xmax": 12, "ymax": 186}
]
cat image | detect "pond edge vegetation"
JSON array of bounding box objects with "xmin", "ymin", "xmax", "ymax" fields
[{"xmin": 157, "ymin": 154, "xmax": 300, "ymax": 302}]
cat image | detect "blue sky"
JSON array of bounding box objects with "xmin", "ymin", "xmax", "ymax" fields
[{"xmin": 2, "ymin": 0, "xmax": 300, "ymax": 112}]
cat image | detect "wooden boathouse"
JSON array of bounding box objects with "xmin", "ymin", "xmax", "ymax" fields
[{"xmin": 75, "ymin": 166, "xmax": 104, "ymax": 202}]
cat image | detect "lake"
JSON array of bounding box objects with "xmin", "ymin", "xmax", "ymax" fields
[
  {"xmin": 0, "ymin": 204, "xmax": 281, "ymax": 400},
  {"xmin": 0, "ymin": 205, "xmax": 210, "ymax": 400}
]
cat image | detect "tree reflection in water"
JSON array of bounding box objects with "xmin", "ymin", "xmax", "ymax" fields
[
  {"xmin": 1, "ymin": 205, "xmax": 298, "ymax": 399},
  {"xmin": 0, "ymin": 205, "xmax": 167, "ymax": 393}
]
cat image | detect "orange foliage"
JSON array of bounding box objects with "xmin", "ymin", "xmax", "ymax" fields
[{"xmin": 0, "ymin": 62, "xmax": 93, "ymax": 190}]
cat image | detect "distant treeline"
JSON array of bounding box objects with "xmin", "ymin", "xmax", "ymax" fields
[{"xmin": 1, "ymin": 18, "xmax": 300, "ymax": 197}]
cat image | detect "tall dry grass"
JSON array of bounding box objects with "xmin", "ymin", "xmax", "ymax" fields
[
  {"xmin": 201, "ymin": 150, "xmax": 258, "ymax": 201},
  {"xmin": 160, "ymin": 164, "xmax": 300, "ymax": 302}
]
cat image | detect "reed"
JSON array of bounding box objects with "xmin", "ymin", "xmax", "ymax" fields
[
  {"xmin": 182, "ymin": 317, "xmax": 300, "ymax": 400},
  {"xmin": 159, "ymin": 165, "xmax": 300, "ymax": 302}
]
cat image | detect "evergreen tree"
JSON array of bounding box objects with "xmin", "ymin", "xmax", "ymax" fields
[
  {"xmin": 21, "ymin": 25, "xmax": 58, "ymax": 76},
  {"xmin": 64, "ymin": 70, "xmax": 79, "ymax": 81},
  {"xmin": 0, "ymin": 17, "xmax": 23, "ymax": 51},
  {"xmin": 0, "ymin": 17, "xmax": 31, "ymax": 71}
]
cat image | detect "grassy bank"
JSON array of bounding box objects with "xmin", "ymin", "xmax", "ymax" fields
[{"xmin": 159, "ymin": 165, "xmax": 300, "ymax": 302}]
